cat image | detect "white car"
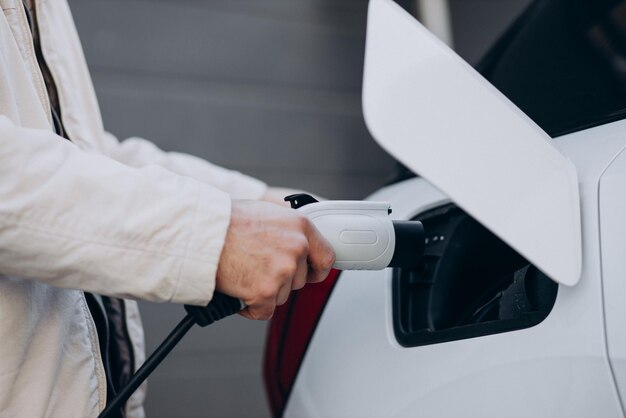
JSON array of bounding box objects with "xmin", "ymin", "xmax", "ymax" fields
[{"xmin": 263, "ymin": 0, "xmax": 626, "ymax": 416}]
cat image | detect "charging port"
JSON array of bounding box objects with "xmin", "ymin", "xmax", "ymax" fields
[{"xmin": 393, "ymin": 204, "xmax": 558, "ymax": 347}]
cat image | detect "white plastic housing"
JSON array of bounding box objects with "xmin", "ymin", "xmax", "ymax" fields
[{"xmin": 298, "ymin": 201, "xmax": 395, "ymax": 270}]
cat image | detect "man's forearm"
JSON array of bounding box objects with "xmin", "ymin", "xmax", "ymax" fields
[
  {"xmin": 0, "ymin": 116, "xmax": 231, "ymax": 304},
  {"xmin": 101, "ymin": 132, "xmax": 267, "ymax": 200}
]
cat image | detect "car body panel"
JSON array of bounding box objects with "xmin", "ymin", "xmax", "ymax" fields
[
  {"xmin": 599, "ymin": 127, "xmax": 626, "ymax": 412},
  {"xmin": 362, "ymin": 0, "xmax": 582, "ymax": 286},
  {"xmin": 285, "ymin": 121, "xmax": 626, "ymax": 417}
]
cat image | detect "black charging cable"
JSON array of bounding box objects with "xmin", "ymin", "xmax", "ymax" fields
[{"xmin": 98, "ymin": 292, "xmax": 243, "ymax": 418}]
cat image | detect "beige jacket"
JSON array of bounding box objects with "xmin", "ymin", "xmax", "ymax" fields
[{"xmin": 0, "ymin": 0, "xmax": 266, "ymax": 416}]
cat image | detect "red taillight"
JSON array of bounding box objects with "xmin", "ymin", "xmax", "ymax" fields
[{"xmin": 263, "ymin": 269, "xmax": 341, "ymax": 417}]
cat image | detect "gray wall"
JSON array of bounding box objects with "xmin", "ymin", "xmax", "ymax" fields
[
  {"xmin": 71, "ymin": 0, "xmax": 396, "ymax": 201},
  {"xmin": 67, "ymin": 0, "xmax": 529, "ymax": 417}
]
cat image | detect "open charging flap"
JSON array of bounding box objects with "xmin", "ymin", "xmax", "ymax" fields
[{"xmin": 362, "ymin": 0, "xmax": 582, "ymax": 286}]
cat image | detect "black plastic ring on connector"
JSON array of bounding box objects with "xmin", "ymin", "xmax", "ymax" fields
[
  {"xmin": 185, "ymin": 292, "xmax": 244, "ymax": 327},
  {"xmin": 389, "ymin": 220, "xmax": 425, "ymax": 269}
]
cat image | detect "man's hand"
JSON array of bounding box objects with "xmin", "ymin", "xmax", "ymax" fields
[{"xmin": 215, "ymin": 200, "xmax": 336, "ymax": 320}]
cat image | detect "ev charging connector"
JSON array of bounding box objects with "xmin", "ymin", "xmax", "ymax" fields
[{"xmin": 284, "ymin": 193, "xmax": 424, "ymax": 270}]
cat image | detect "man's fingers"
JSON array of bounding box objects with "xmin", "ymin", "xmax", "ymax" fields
[
  {"xmin": 239, "ymin": 308, "xmax": 255, "ymax": 320},
  {"xmin": 277, "ymin": 256, "xmax": 307, "ymax": 305},
  {"xmin": 276, "ymin": 282, "xmax": 292, "ymax": 306},
  {"xmin": 291, "ymin": 257, "xmax": 308, "ymax": 291},
  {"xmin": 304, "ymin": 223, "xmax": 336, "ymax": 283},
  {"xmin": 240, "ymin": 304, "xmax": 274, "ymax": 321}
]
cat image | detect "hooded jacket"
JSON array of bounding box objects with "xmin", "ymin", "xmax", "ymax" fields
[{"xmin": 0, "ymin": 0, "xmax": 266, "ymax": 416}]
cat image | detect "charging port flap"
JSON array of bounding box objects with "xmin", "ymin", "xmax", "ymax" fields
[{"xmin": 363, "ymin": 0, "xmax": 581, "ymax": 286}]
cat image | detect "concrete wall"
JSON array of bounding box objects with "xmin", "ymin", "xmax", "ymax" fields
[{"xmin": 67, "ymin": 0, "xmax": 529, "ymax": 417}]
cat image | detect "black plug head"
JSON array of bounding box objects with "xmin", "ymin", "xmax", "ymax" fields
[{"xmin": 389, "ymin": 221, "xmax": 425, "ymax": 269}]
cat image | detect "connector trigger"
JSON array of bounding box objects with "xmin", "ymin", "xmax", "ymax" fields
[{"xmin": 284, "ymin": 193, "xmax": 319, "ymax": 209}]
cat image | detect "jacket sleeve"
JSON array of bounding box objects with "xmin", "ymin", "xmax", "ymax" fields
[
  {"xmin": 101, "ymin": 132, "xmax": 267, "ymax": 200},
  {"xmin": 0, "ymin": 116, "xmax": 231, "ymax": 305}
]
